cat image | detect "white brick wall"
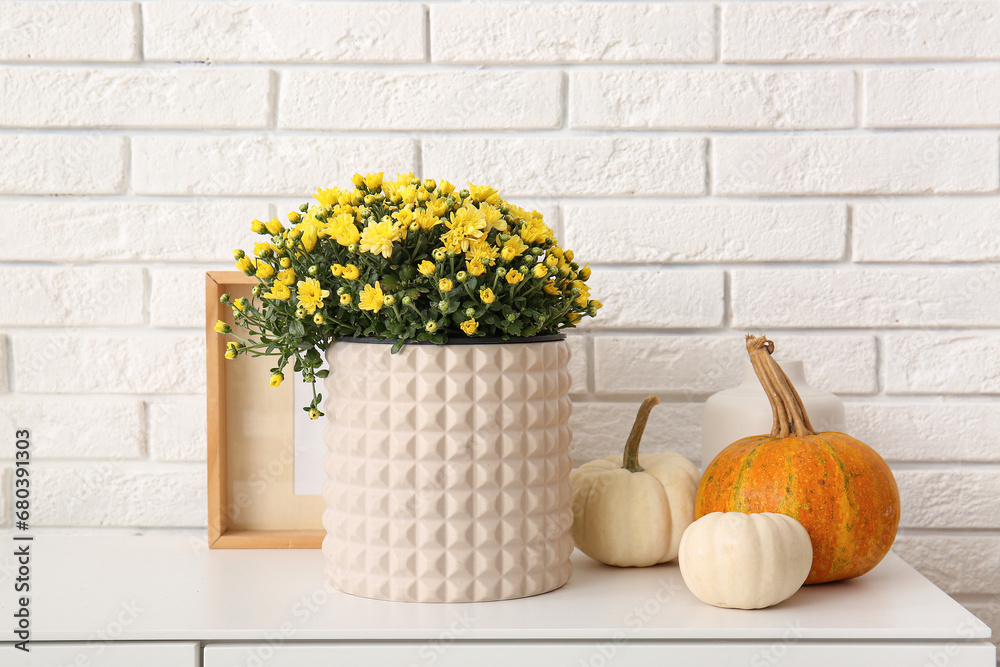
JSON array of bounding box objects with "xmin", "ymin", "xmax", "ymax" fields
[{"xmin": 1, "ymin": 0, "xmax": 998, "ymax": 651}]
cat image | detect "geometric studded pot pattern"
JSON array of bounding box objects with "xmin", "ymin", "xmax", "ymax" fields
[{"xmin": 322, "ymin": 339, "xmax": 574, "ymax": 602}]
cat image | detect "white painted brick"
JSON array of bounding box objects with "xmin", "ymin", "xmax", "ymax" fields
[
  {"xmin": 150, "ymin": 268, "xmax": 210, "ymax": 329},
  {"xmin": 571, "ymin": 69, "xmax": 855, "ymax": 130},
  {"xmin": 144, "ymin": 2, "xmax": 424, "ymax": 63},
  {"xmin": 0, "ymin": 134, "xmax": 126, "ymax": 194},
  {"xmin": 895, "ymin": 468, "xmax": 1000, "ymax": 529},
  {"xmin": 594, "ymin": 334, "xmax": 875, "ymax": 396},
  {"xmin": 0, "ymin": 266, "xmax": 144, "ymax": 326},
  {"xmin": 570, "ymin": 401, "xmax": 702, "ymax": 467},
  {"xmin": 0, "ymin": 1, "xmax": 138, "ymax": 62},
  {"xmin": 893, "ymin": 534, "xmax": 1000, "ymax": 595},
  {"xmin": 854, "ymin": 199, "xmax": 1000, "ymax": 262},
  {"xmin": 886, "ymin": 334, "xmax": 1000, "ymax": 395},
  {"xmin": 566, "ymin": 334, "xmax": 588, "ymax": 395},
  {"xmin": 714, "ymin": 134, "xmax": 999, "ymax": 195},
  {"xmin": 582, "ymin": 269, "xmax": 723, "ymax": 329},
  {"xmin": 147, "ymin": 398, "xmax": 206, "ymax": 462},
  {"xmin": 848, "ymin": 403, "xmax": 1000, "ymax": 462},
  {"xmin": 423, "ymin": 137, "xmax": 706, "ymax": 197},
  {"xmin": 33, "ymin": 464, "xmax": 206, "ymax": 527},
  {"xmin": 12, "ymin": 334, "xmax": 204, "ymax": 394},
  {"xmin": 564, "ymin": 202, "xmax": 846, "ymax": 263},
  {"xmin": 432, "ymin": 3, "xmax": 713, "ymax": 63},
  {"xmin": 723, "ymin": 2, "xmax": 1000, "ymax": 63},
  {"xmin": 0, "ymin": 67, "xmax": 271, "ymax": 129},
  {"xmin": 771, "ymin": 335, "xmax": 877, "ymax": 395},
  {"xmin": 866, "ymin": 68, "xmax": 1000, "ymax": 128},
  {"xmin": 0, "ymin": 200, "xmax": 268, "ymax": 263},
  {"xmin": 732, "ymin": 268, "xmax": 1000, "ymax": 328},
  {"xmin": 0, "ymin": 399, "xmax": 144, "ymax": 459},
  {"xmin": 133, "ymin": 136, "xmax": 418, "ymax": 196},
  {"xmin": 281, "ymin": 70, "xmax": 562, "ymax": 130}
]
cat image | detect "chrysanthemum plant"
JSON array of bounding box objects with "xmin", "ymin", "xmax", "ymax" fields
[{"xmin": 216, "ymin": 172, "xmax": 601, "ymax": 419}]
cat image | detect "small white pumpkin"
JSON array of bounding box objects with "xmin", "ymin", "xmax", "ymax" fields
[
  {"xmin": 678, "ymin": 511, "xmax": 813, "ymax": 609},
  {"xmin": 570, "ymin": 396, "xmax": 701, "ymax": 567}
]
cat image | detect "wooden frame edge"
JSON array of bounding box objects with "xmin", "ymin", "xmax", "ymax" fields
[{"xmin": 206, "ymin": 271, "xmax": 251, "ymax": 548}]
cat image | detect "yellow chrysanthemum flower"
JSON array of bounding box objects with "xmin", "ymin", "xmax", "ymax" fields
[
  {"xmin": 467, "ymin": 261, "xmax": 486, "ymax": 277},
  {"xmin": 394, "ymin": 209, "xmax": 415, "ymax": 227},
  {"xmin": 579, "ymin": 265, "xmax": 592, "ymax": 280},
  {"xmin": 427, "ymin": 198, "xmax": 450, "ymax": 217},
  {"xmin": 236, "ymin": 256, "xmax": 254, "ymax": 275},
  {"xmin": 364, "ymin": 172, "xmax": 384, "ymax": 190},
  {"xmin": 505, "ymin": 269, "xmax": 524, "ymax": 285},
  {"xmin": 500, "ymin": 236, "xmax": 528, "ymax": 263},
  {"xmin": 340, "ymin": 293, "xmax": 352, "ymax": 305},
  {"xmin": 265, "ymin": 217, "xmax": 284, "ymax": 235},
  {"xmin": 331, "ymin": 264, "xmax": 344, "ymax": 278},
  {"xmin": 418, "ymin": 260, "xmax": 436, "ymax": 276},
  {"xmin": 314, "ymin": 187, "xmax": 340, "ymax": 207},
  {"xmin": 460, "ymin": 318, "xmax": 479, "ymax": 335},
  {"xmin": 398, "ymin": 184, "xmax": 418, "ymax": 205},
  {"xmin": 415, "ymin": 211, "xmax": 440, "ymax": 230},
  {"xmin": 253, "ymin": 241, "xmax": 271, "ymax": 257},
  {"xmin": 296, "ymin": 277, "xmax": 330, "ymax": 314},
  {"xmin": 270, "ymin": 372, "xmax": 284, "ymax": 388},
  {"xmin": 479, "ymin": 287, "xmax": 495, "ymax": 304},
  {"xmin": 277, "ymin": 268, "xmax": 296, "ymax": 286},
  {"xmin": 360, "ymin": 218, "xmax": 401, "ymax": 258},
  {"xmin": 250, "ymin": 219, "xmax": 266, "ymax": 234},
  {"xmin": 213, "ymin": 320, "xmax": 231, "ymax": 334},
  {"xmin": 439, "ymin": 180, "xmax": 456, "ymax": 195},
  {"xmin": 263, "ymin": 283, "xmax": 291, "ymax": 301},
  {"xmin": 532, "ymin": 264, "xmax": 548, "ymax": 279},
  {"xmin": 480, "ymin": 203, "xmax": 507, "ymax": 232},
  {"xmin": 543, "ymin": 281, "xmax": 560, "ymax": 295},
  {"xmin": 326, "ymin": 213, "xmax": 360, "ymax": 247},
  {"xmin": 256, "ymin": 263, "xmax": 275, "ymax": 279},
  {"xmin": 342, "ymin": 264, "xmax": 360, "ymax": 281},
  {"xmin": 468, "ymin": 183, "xmax": 500, "ymax": 205},
  {"xmin": 438, "ymin": 278, "xmax": 454, "ymax": 293},
  {"xmin": 300, "ymin": 226, "xmax": 318, "ymax": 253},
  {"xmin": 359, "ymin": 282, "xmax": 384, "ymax": 313},
  {"xmin": 465, "ymin": 239, "xmax": 498, "ymax": 267},
  {"xmin": 441, "ymin": 206, "xmax": 487, "ymax": 253}
]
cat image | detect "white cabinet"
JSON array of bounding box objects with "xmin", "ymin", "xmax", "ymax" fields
[
  {"xmin": 0, "ymin": 536, "xmax": 994, "ymax": 666},
  {"xmin": 2, "ymin": 642, "xmax": 199, "ymax": 666}
]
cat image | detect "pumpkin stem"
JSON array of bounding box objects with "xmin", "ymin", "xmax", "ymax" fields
[
  {"xmin": 622, "ymin": 395, "xmax": 659, "ymax": 473},
  {"xmin": 745, "ymin": 334, "xmax": 815, "ymax": 438}
]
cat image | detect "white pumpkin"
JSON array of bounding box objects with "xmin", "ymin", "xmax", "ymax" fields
[
  {"xmin": 678, "ymin": 512, "xmax": 813, "ymax": 609},
  {"xmin": 570, "ymin": 396, "xmax": 701, "ymax": 567}
]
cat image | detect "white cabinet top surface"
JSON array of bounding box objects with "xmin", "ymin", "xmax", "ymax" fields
[{"xmin": 2, "ymin": 535, "xmax": 991, "ymax": 643}]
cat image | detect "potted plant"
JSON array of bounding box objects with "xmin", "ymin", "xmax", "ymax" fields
[{"xmin": 216, "ymin": 172, "xmax": 600, "ymax": 602}]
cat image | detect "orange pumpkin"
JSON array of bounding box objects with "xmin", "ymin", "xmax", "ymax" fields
[{"xmin": 695, "ymin": 335, "xmax": 900, "ymax": 585}]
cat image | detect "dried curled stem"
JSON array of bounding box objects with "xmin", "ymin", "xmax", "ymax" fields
[
  {"xmin": 622, "ymin": 395, "xmax": 660, "ymax": 473},
  {"xmin": 746, "ymin": 334, "xmax": 815, "ymax": 438}
]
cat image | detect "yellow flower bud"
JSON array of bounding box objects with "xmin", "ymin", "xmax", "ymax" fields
[
  {"xmin": 224, "ymin": 349, "xmax": 237, "ymax": 360},
  {"xmin": 331, "ymin": 264, "xmax": 344, "ymax": 277},
  {"xmin": 309, "ymin": 408, "xmax": 322, "ymax": 420},
  {"xmin": 532, "ymin": 264, "xmax": 547, "ymax": 279},
  {"xmin": 213, "ymin": 320, "xmax": 231, "ymax": 334},
  {"xmin": 270, "ymin": 372, "xmax": 284, "ymax": 388},
  {"xmin": 352, "ymin": 173, "xmax": 366, "ymax": 188},
  {"xmin": 579, "ymin": 265, "xmax": 591, "ymax": 280},
  {"xmin": 236, "ymin": 256, "xmax": 254, "ymax": 275},
  {"xmin": 342, "ymin": 264, "xmax": 360, "ymax": 281},
  {"xmin": 505, "ymin": 269, "xmax": 524, "ymax": 285},
  {"xmin": 288, "ymin": 211, "xmax": 301, "ymax": 224},
  {"xmin": 479, "ymin": 287, "xmax": 495, "ymax": 304},
  {"xmin": 418, "ymin": 260, "xmax": 436, "ymax": 276},
  {"xmin": 256, "ymin": 263, "xmax": 275, "ymax": 279},
  {"xmin": 340, "ymin": 293, "xmax": 352, "ymax": 305},
  {"xmin": 234, "ymin": 297, "xmax": 248, "ymax": 312},
  {"xmin": 460, "ymin": 318, "xmax": 479, "ymax": 335},
  {"xmin": 250, "ymin": 219, "xmax": 266, "ymax": 234},
  {"xmin": 438, "ymin": 278, "xmax": 454, "ymax": 293},
  {"xmin": 266, "ymin": 218, "xmax": 284, "ymax": 235}
]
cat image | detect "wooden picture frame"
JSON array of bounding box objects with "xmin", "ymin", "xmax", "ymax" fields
[{"xmin": 206, "ymin": 271, "xmax": 325, "ymax": 548}]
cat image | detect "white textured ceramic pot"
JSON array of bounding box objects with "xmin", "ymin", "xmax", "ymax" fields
[{"xmin": 321, "ymin": 335, "xmax": 574, "ymax": 603}]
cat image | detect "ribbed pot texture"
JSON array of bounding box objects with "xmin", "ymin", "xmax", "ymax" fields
[{"xmin": 321, "ymin": 339, "xmax": 574, "ymax": 602}]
